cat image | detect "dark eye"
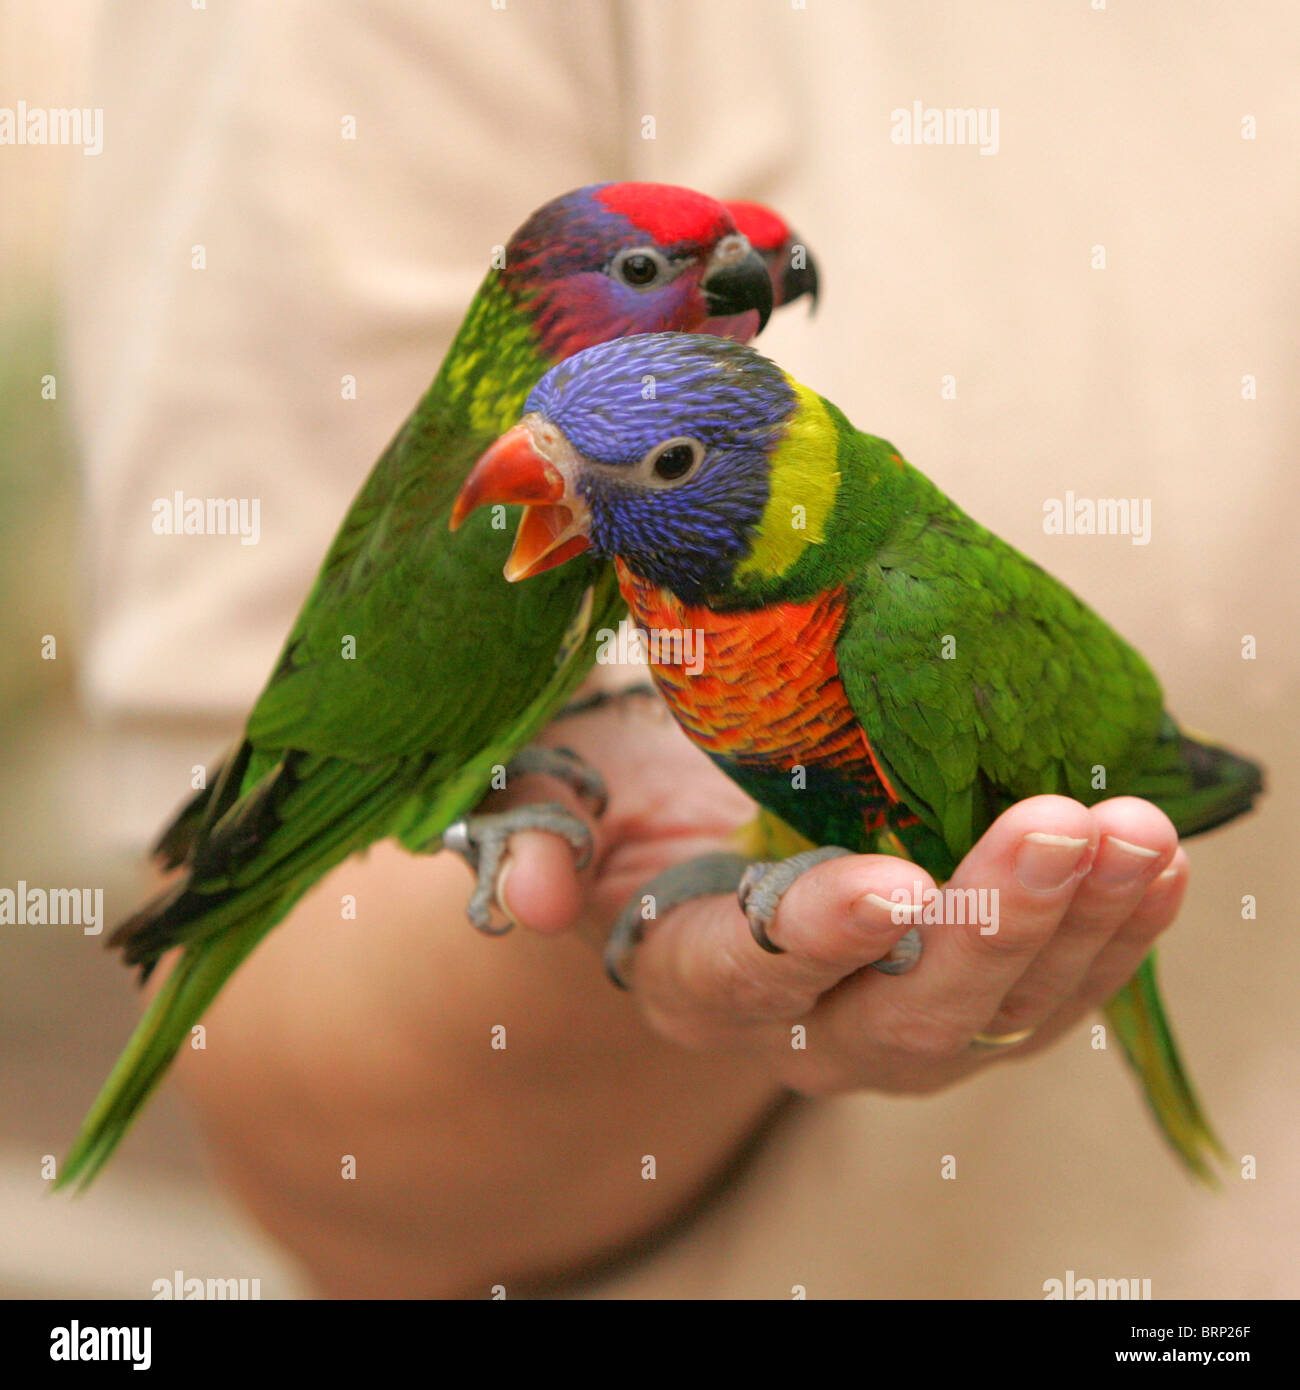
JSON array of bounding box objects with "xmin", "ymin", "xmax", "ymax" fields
[
  {"xmin": 620, "ymin": 254, "xmax": 657, "ymax": 285},
  {"xmin": 653, "ymin": 444, "xmax": 695, "ymax": 479},
  {"xmin": 645, "ymin": 437, "xmax": 704, "ymax": 483},
  {"xmin": 611, "ymin": 247, "xmax": 666, "ymax": 288}
]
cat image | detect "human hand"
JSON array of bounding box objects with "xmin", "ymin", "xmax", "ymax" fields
[{"xmin": 493, "ymin": 682, "xmax": 1189, "ymax": 1098}]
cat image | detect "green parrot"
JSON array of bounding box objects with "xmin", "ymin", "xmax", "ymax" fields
[
  {"xmin": 454, "ymin": 330, "xmax": 1265, "ymax": 1183},
  {"xmin": 58, "ymin": 185, "xmax": 816, "ymax": 1190}
]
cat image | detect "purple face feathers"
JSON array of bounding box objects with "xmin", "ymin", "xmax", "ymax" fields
[
  {"xmin": 501, "ymin": 186, "xmax": 736, "ymax": 361},
  {"xmin": 526, "ymin": 333, "xmax": 795, "ymax": 599}
]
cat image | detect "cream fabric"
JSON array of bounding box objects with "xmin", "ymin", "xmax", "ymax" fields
[{"xmin": 68, "ymin": 0, "xmax": 1298, "ymax": 1297}]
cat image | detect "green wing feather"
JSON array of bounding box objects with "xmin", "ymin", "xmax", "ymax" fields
[
  {"xmin": 57, "ymin": 275, "xmax": 627, "ymax": 1190},
  {"xmin": 826, "ymin": 425, "xmax": 1259, "ymax": 1181}
]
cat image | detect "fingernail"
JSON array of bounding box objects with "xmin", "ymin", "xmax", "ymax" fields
[
  {"xmin": 864, "ymin": 891, "xmax": 922, "ymax": 924},
  {"xmin": 1015, "ymin": 832, "xmax": 1090, "ymax": 891},
  {"xmin": 493, "ymin": 857, "xmax": 522, "ymax": 930},
  {"xmin": 1090, "ymin": 834, "xmax": 1163, "ymax": 888}
]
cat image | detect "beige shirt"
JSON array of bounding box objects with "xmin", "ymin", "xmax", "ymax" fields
[{"xmin": 68, "ymin": 0, "xmax": 1298, "ymax": 1297}]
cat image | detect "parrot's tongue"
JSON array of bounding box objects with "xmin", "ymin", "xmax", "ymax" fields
[{"xmin": 504, "ymin": 502, "xmax": 590, "ymax": 582}]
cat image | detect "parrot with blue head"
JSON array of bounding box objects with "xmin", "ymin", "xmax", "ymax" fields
[{"xmin": 456, "ymin": 330, "xmax": 1265, "ymax": 1183}]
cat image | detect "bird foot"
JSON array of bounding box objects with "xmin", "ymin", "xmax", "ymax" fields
[
  {"xmin": 606, "ymin": 845, "xmax": 923, "ymax": 988},
  {"xmin": 606, "ymin": 853, "xmax": 754, "ymax": 987},
  {"xmin": 443, "ymin": 804, "xmax": 593, "ymax": 934},
  {"xmin": 442, "ymin": 744, "xmax": 605, "ymax": 934},
  {"xmin": 738, "ymin": 847, "xmax": 924, "ymax": 974},
  {"xmin": 499, "ymin": 743, "xmax": 608, "ymax": 816}
]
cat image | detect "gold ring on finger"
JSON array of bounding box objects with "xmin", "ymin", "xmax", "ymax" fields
[{"xmin": 968, "ymin": 1026, "xmax": 1036, "ymax": 1052}]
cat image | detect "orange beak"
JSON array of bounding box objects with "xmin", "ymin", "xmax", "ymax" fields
[{"xmin": 451, "ymin": 422, "xmax": 592, "ymax": 581}]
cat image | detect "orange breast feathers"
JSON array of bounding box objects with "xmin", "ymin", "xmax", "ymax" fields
[{"xmin": 613, "ymin": 560, "xmax": 877, "ymax": 779}]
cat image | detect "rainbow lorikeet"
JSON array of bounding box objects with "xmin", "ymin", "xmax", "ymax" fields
[
  {"xmin": 454, "ymin": 331, "xmax": 1265, "ymax": 1182},
  {"xmin": 58, "ymin": 187, "xmax": 817, "ymax": 1190}
]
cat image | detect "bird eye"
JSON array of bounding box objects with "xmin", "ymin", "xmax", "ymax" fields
[
  {"xmin": 611, "ymin": 247, "xmax": 666, "ymax": 288},
  {"xmin": 645, "ymin": 437, "xmax": 704, "ymax": 484}
]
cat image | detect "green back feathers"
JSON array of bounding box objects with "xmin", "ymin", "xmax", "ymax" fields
[
  {"xmin": 57, "ymin": 269, "xmax": 617, "ymax": 1191},
  {"xmin": 239, "ymin": 271, "xmax": 594, "ymax": 768},
  {"xmin": 440, "ymin": 271, "xmax": 553, "ymax": 437}
]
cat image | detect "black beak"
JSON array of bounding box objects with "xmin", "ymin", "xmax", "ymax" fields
[
  {"xmin": 781, "ymin": 248, "xmax": 819, "ymax": 312},
  {"xmin": 702, "ymin": 247, "xmax": 774, "ymax": 333}
]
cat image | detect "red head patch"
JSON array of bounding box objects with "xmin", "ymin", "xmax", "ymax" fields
[
  {"xmin": 594, "ymin": 183, "xmax": 734, "ymax": 249},
  {"xmin": 723, "ymin": 200, "xmax": 791, "ymax": 256}
]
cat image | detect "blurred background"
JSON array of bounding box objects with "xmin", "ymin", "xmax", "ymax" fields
[
  {"xmin": 1, "ymin": 0, "xmax": 302, "ymax": 1297},
  {"xmin": 2, "ymin": 0, "xmax": 1296, "ymax": 1299}
]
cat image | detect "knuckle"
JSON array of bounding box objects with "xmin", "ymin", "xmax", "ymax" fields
[{"xmin": 968, "ymin": 919, "xmax": 1042, "ymax": 960}]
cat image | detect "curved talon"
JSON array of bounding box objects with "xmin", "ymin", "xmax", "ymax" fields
[
  {"xmin": 475, "ymin": 914, "xmax": 516, "ymax": 938},
  {"xmin": 549, "ymin": 746, "xmax": 608, "ymax": 817},
  {"xmin": 737, "ymin": 846, "xmax": 855, "ymax": 957},
  {"xmin": 738, "ymin": 861, "xmax": 785, "ymax": 954},
  {"xmin": 605, "ymin": 902, "xmax": 642, "ymax": 990}
]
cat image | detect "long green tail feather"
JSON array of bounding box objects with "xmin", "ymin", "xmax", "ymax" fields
[
  {"xmin": 1102, "ymin": 952, "xmax": 1227, "ymax": 1186},
  {"xmin": 54, "ymin": 908, "xmax": 284, "ymax": 1192},
  {"xmin": 1100, "ymin": 724, "xmax": 1259, "ymax": 1182}
]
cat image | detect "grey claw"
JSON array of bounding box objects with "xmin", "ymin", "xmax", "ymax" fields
[
  {"xmin": 737, "ymin": 847, "xmax": 921, "ymax": 976},
  {"xmin": 505, "ymin": 745, "xmax": 608, "ymax": 816},
  {"xmin": 738, "ymin": 862, "xmax": 784, "ymax": 954},
  {"xmin": 871, "ymin": 926, "xmax": 923, "ymax": 975},
  {"xmin": 605, "ymin": 902, "xmax": 641, "ymax": 990},
  {"xmin": 550, "ymin": 746, "xmax": 608, "ymax": 817}
]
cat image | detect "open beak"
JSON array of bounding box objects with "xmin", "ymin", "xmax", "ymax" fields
[
  {"xmin": 701, "ymin": 239, "xmax": 774, "ymax": 333},
  {"xmin": 450, "ymin": 421, "xmax": 591, "ymax": 581}
]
